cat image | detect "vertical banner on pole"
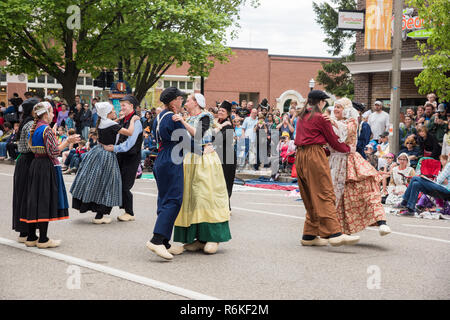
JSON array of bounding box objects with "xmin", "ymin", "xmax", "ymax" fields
[{"xmin": 364, "ymin": 0, "xmax": 393, "ymax": 50}]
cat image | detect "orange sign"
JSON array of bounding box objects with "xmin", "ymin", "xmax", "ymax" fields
[
  {"xmin": 116, "ymin": 82, "xmax": 127, "ymax": 92},
  {"xmin": 364, "ymin": 0, "xmax": 393, "ymax": 50}
]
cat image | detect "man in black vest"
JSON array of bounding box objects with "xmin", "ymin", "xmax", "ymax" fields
[{"xmin": 104, "ymin": 95, "xmax": 143, "ymax": 221}]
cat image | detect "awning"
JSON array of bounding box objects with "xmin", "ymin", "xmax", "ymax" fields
[{"xmin": 344, "ymin": 57, "xmax": 423, "ymax": 74}]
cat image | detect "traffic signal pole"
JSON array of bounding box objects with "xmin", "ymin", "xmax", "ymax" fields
[{"xmin": 390, "ymin": 0, "xmax": 402, "ymax": 155}]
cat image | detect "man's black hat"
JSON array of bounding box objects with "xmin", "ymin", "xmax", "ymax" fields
[
  {"xmin": 219, "ymin": 100, "xmax": 232, "ymax": 114},
  {"xmin": 352, "ymin": 101, "xmax": 365, "ymax": 112},
  {"xmin": 119, "ymin": 94, "xmax": 139, "ymax": 108},
  {"xmin": 160, "ymin": 87, "xmax": 185, "ymax": 105},
  {"xmin": 308, "ymin": 90, "xmax": 329, "ymax": 100}
]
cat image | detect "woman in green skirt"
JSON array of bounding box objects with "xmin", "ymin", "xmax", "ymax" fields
[{"xmin": 172, "ymin": 93, "xmax": 231, "ymax": 254}]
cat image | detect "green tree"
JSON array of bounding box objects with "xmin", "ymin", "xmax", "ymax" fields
[
  {"xmin": 116, "ymin": 0, "xmax": 259, "ymax": 103},
  {"xmin": 312, "ymin": 0, "xmax": 356, "ymax": 98},
  {"xmin": 406, "ymin": 0, "xmax": 450, "ymax": 101},
  {"xmin": 0, "ymin": 0, "xmax": 125, "ymax": 105},
  {"xmin": 0, "ymin": 0, "xmax": 258, "ymax": 105}
]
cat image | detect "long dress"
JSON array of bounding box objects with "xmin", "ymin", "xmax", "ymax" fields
[
  {"xmin": 214, "ymin": 120, "xmax": 236, "ymax": 211},
  {"xmin": 329, "ymin": 118, "xmax": 386, "ymax": 234},
  {"xmin": 22, "ymin": 122, "xmax": 69, "ymax": 223},
  {"xmin": 12, "ymin": 120, "xmax": 34, "ymax": 233},
  {"xmin": 70, "ymin": 124, "xmax": 123, "ymax": 215},
  {"xmin": 174, "ymin": 112, "xmax": 231, "ymax": 244}
]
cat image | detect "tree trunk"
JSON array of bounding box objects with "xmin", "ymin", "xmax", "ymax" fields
[{"xmin": 59, "ymin": 68, "xmax": 80, "ymax": 107}]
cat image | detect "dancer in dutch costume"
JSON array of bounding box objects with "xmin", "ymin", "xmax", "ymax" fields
[
  {"xmin": 172, "ymin": 93, "xmax": 231, "ymax": 254},
  {"xmin": 21, "ymin": 102, "xmax": 80, "ymax": 248},
  {"xmin": 147, "ymin": 87, "xmax": 194, "ymax": 260},
  {"xmin": 70, "ymin": 102, "xmax": 140, "ymax": 223},
  {"xmin": 328, "ymin": 98, "xmax": 391, "ymax": 236},
  {"xmin": 214, "ymin": 101, "xmax": 237, "ymax": 213},
  {"xmin": 12, "ymin": 97, "xmax": 39, "ymax": 242}
]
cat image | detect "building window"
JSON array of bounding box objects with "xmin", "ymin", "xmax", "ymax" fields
[
  {"xmin": 47, "ymin": 75, "xmax": 56, "ymax": 84},
  {"xmin": 85, "ymin": 77, "xmax": 92, "ymax": 86},
  {"xmin": 179, "ymin": 81, "xmax": 186, "ymax": 89},
  {"xmin": 171, "ymin": 81, "xmax": 178, "ymax": 87},
  {"xmin": 0, "ymin": 72, "xmax": 6, "ymax": 82},
  {"xmin": 28, "ymin": 76, "xmax": 36, "ymax": 83},
  {"xmin": 37, "ymin": 75, "xmax": 45, "ymax": 83},
  {"xmin": 187, "ymin": 81, "xmax": 193, "ymax": 90},
  {"xmin": 28, "ymin": 87, "xmax": 45, "ymax": 96},
  {"xmin": 77, "ymin": 77, "xmax": 84, "ymax": 85},
  {"xmin": 47, "ymin": 88, "xmax": 60, "ymax": 95},
  {"xmin": 163, "ymin": 80, "xmax": 171, "ymax": 88}
]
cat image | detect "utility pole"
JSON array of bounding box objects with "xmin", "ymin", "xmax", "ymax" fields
[{"xmin": 390, "ymin": 0, "xmax": 403, "ymax": 155}]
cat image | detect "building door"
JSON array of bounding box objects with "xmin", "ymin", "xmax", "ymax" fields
[{"xmin": 283, "ymin": 99, "xmax": 292, "ymax": 113}]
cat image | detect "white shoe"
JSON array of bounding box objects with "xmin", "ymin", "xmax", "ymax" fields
[
  {"xmin": 117, "ymin": 213, "xmax": 135, "ymax": 222},
  {"xmin": 168, "ymin": 244, "xmax": 185, "ymax": 255},
  {"xmin": 36, "ymin": 239, "xmax": 62, "ymax": 249},
  {"xmin": 204, "ymin": 242, "xmax": 219, "ymax": 254},
  {"xmin": 18, "ymin": 236, "xmax": 27, "ymax": 243},
  {"xmin": 184, "ymin": 240, "xmax": 205, "ymax": 252},
  {"xmin": 93, "ymin": 216, "xmax": 112, "ymax": 224},
  {"xmin": 379, "ymin": 224, "xmax": 391, "ymax": 236},
  {"xmin": 146, "ymin": 241, "xmax": 173, "ymax": 260},
  {"xmin": 301, "ymin": 237, "xmax": 329, "ymax": 246},
  {"xmin": 328, "ymin": 234, "xmax": 360, "ymax": 247}
]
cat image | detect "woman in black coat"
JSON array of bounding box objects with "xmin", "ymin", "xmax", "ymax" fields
[
  {"xmin": 417, "ymin": 125, "xmax": 441, "ymax": 160},
  {"xmin": 214, "ymin": 101, "xmax": 236, "ymax": 212}
]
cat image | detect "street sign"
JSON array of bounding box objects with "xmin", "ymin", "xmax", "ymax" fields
[{"xmin": 338, "ymin": 10, "xmax": 365, "ymax": 31}]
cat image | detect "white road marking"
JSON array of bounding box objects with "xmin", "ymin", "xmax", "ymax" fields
[
  {"xmin": 0, "ymin": 237, "xmax": 218, "ymax": 300},
  {"xmin": 247, "ymin": 202, "xmax": 304, "ymax": 207},
  {"xmin": 0, "ymin": 172, "xmax": 13, "ymax": 176},
  {"xmin": 401, "ymin": 224, "xmax": 450, "ymax": 230},
  {"xmin": 234, "ymin": 206, "xmax": 305, "ymax": 220}
]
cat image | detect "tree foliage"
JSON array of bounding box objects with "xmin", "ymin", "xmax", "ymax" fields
[
  {"xmin": 312, "ymin": 0, "xmax": 357, "ymax": 57},
  {"xmin": 312, "ymin": 0, "xmax": 356, "ymax": 98},
  {"xmin": 0, "ymin": 0, "xmax": 259, "ymax": 104},
  {"xmin": 406, "ymin": 0, "xmax": 450, "ymax": 101}
]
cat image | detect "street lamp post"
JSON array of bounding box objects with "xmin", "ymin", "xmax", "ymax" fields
[{"xmin": 309, "ymin": 78, "xmax": 315, "ymax": 92}]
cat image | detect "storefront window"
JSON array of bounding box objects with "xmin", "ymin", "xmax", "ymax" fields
[
  {"xmin": 47, "ymin": 75, "xmax": 56, "ymax": 84},
  {"xmin": 37, "ymin": 75, "xmax": 45, "ymax": 83}
]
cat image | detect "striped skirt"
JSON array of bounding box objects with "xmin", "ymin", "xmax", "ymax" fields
[{"xmin": 70, "ymin": 145, "xmax": 122, "ymax": 210}]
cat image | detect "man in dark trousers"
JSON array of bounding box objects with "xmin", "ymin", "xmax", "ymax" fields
[{"xmin": 104, "ymin": 95, "xmax": 143, "ymax": 222}]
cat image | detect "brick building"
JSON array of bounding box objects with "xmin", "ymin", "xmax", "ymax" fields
[
  {"xmin": 344, "ymin": 0, "xmax": 428, "ymax": 112},
  {"xmin": 152, "ymin": 47, "xmax": 333, "ymax": 112}
]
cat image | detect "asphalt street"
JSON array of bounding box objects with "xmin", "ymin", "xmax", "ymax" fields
[{"xmin": 0, "ymin": 163, "xmax": 449, "ymax": 300}]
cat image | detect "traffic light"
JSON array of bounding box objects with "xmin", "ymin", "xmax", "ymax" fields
[
  {"xmin": 106, "ymin": 71, "xmax": 115, "ymax": 88},
  {"xmin": 93, "ymin": 71, "xmax": 106, "ymax": 89}
]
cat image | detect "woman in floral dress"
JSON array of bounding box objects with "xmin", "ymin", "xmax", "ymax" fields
[{"xmin": 328, "ymin": 98, "xmax": 391, "ymax": 236}]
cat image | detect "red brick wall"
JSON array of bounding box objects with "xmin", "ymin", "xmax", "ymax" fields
[
  {"xmin": 164, "ymin": 48, "xmax": 330, "ymax": 108},
  {"xmin": 203, "ymin": 48, "xmax": 270, "ymax": 106},
  {"xmin": 269, "ymin": 56, "xmax": 329, "ymax": 106},
  {"xmin": 7, "ymin": 82, "xmax": 27, "ymax": 100}
]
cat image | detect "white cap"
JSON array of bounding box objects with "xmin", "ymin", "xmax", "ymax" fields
[
  {"xmin": 96, "ymin": 102, "xmax": 113, "ymax": 120},
  {"xmin": 194, "ymin": 93, "xmax": 206, "ymax": 109}
]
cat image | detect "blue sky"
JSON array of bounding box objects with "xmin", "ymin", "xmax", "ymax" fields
[{"xmin": 227, "ymin": 0, "xmax": 354, "ymax": 58}]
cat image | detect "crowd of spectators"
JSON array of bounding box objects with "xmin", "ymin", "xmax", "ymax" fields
[{"xmin": 2, "ymin": 90, "xmax": 449, "ymax": 217}]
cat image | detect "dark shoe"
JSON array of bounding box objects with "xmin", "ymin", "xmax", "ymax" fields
[
  {"xmin": 415, "ymin": 205, "xmax": 426, "ymax": 213},
  {"xmin": 398, "ymin": 209, "xmax": 415, "ymax": 217}
]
